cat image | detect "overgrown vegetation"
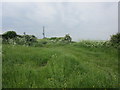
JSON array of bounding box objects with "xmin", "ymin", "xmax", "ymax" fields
[
  {"xmin": 110, "ymin": 33, "xmax": 120, "ymax": 48},
  {"xmin": 2, "ymin": 31, "xmax": 119, "ymax": 88},
  {"xmin": 2, "ymin": 44, "xmax": 118, "ymax": 88},
  {"xmin": 2, "ymin": 31, "xmax": 120, "ymax": 48},
  {"xmin": 2, "ymin": 31, "xmax": 72, "ymax": 47},
  {"xmin": 2, "ymin": 31, "xmax": 37, "ymax": 46}
]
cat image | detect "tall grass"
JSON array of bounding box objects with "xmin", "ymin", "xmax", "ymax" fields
[{"xmin": 2, "ymin": 41, "xmax": 118, "ymax": 88}]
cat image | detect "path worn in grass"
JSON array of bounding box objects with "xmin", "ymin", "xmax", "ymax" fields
[{"xmin": 2, "ymin": 44, "xmax": 118, "ymax": 88}]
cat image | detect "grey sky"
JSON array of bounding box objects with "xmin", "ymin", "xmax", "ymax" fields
[{"xmin": 2, "ymin": 2, "xmax": 118, "ymax": 41}]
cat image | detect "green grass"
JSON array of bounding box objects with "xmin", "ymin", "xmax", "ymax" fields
[{"xmin": 2, "ymin": 43, "xmax": 118, "ymax": 88}]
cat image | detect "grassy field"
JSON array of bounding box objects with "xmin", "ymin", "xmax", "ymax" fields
[{"xmin": 2, "ymin": 42, "xmax": 118, "ymax": 88}]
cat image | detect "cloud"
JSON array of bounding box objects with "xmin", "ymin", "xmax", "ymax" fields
[{"xmin": 2, "ymin": 2, "xmax": 118, "ymax": 41}]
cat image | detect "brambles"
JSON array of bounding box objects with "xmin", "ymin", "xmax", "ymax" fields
[
  {"xmin": 2, "ymin": 31, "xmax": 37, "ymax": 46},
  {"xmin": 2, "ymin": 31, "xmax": 73, "ymax": 47},
  {"xmin": 2, "ymin": 31, "xmax": 17, "ymax": 40},
  {"xmin": 73, "ymin": 40, "xmax": 112, "ymax": 48},
  {"xmin": 110, "ymin": 33, "xmax": 120, "ymax": 48}
]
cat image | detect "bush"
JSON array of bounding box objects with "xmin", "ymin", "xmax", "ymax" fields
[
  {"xmin": 2, "ymin": 31, "xmax": 17, "ymax": 40},
  {"xmin": 63, "ymin": 34, "xmax": 72, "ymax": 42},
  {"xmin": 72, "ymin": 40, "xmax": 112, "ymax": 48},
  {"xmin": 110, "ymin": 33, "xmax": 120, "ymax": 48},
  {"xmin": 15, "ymin": 35, "xmax": 37, "ymax": 46},
  {"xmin": 14, "ymin": 37, "xmax": 26, "ymax": 45},
  {"xmin": 2, "ymin": 31, "xmax": 38, "ymax": 46}
]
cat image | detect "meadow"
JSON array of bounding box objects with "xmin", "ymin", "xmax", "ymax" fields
[{"xmin": 2, "ymin": 41, "xmax": 119, "ymax": 88}]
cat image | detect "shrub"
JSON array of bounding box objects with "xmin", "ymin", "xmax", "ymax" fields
[
  {"xmin": 73, "ymin": 40, "xmax": 112, "ymax": 48},
  {"xmin": 14, "ymin": 37, "xmax": 26, "ymax": 45},
  {"xmin": 2, "ymin": 31, "xmax": 38, "ymax": 46},
  {"xmin": 15, "ymin": 35, "xmax": 37, "ymax": 46},
  {"xmin": 110, "ymin": 33, "xmax": 120, "ymax": 48},
  {"xmin": 2, "ymin": 31, "xmax": 17, "ymax": 40},
  {"xmin": 46, "ymin": 34, "xmax": 72, "ymax": 43},
  {"xmin": 63, "ymin": 34, "xmax": 72, "ymax": 42}
]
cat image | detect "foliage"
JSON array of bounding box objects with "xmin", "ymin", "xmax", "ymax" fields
[
  {"xmin": 2, "ymin": 44, "xmax": 118, "ymax": 88},
  {"xmin": 2, "ymin": 31, "xmax": 17, "ymax": 40},
  {"xmin": 48, "ymin": 37, "xmax": 64, "ymax": 42},
  {"xmin": 15, "ymin": 35, "xmax": 37, "ymax": 46},
  {"xmin": 3, "ymin": 31, "xmax": 120, "ymax": 49},
  {"xmin": 110, "ymin": 33, "xmax": 120, "ymax": 48},
  {"xmin": 63, "ymin": 34, "xmax": 72, "ymax": 42},
  {"xmin": 2, "ymin": 31, "xmax": 37, "ymax": 46},
  {"xmin": 73, "ymin": 40, "xmax": 111, "ymax": 48},
  {"xmin": 39, "ymin": 39, "xmax": 50, "ymax": 44},
  {"xmin": 44, "ymin": 34, "xmax": 72, "ymax": 43},
  {"xmin": 2, "ymin": 31, "xmax": 119, "ymax": 88},
  {"xmin": 2, "ymin": 31, "xmax": 74, "ymax": 47}
]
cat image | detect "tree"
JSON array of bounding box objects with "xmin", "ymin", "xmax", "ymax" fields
[
  {"xmin": 110, "ymin": 33, "xmax": 120, "ymax": 47},
  {"xmin": 2, "ymin": 31, "xmax": 17, "ymax": 40}
]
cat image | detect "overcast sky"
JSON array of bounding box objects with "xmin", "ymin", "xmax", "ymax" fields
[{"xmin": 1, "ymin": 2, "xmax": 118, "ymax": 41}]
